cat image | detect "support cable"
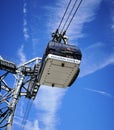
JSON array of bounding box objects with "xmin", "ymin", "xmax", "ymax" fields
[
  {"xmin": 64, "ymin": 0, "xmax": 83, "ymax": 32},
  {"xmin": 20, "ymin": 99, "xmax": 33, "ymax": 130},
  {"xmin": 52, "ymin": 0, "xmax": 83, "ymax": 43},
  {"xmin": 57, "ymin": 0, "xmax": 72, "ymax": 30},
  {"xmin": 61, "ymin": 0, "xmax": 78, "ymax": 33}
]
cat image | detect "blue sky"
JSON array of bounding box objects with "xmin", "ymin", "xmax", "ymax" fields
[{"xmin": 0, "ymin": 0, "xmax": 114, "ymax": 130}]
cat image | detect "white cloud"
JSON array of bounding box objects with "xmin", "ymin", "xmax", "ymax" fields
[
  {"xmin": 23, "ymin": 3, "xmax": 27, "ymax": 14},
  {"xmin": 14, "ymin": 116, "xmax": 40, "ymax": 130},
  {"xmin": 23, "ymin": 26, "xmax": 30, "ymax": 40},
  {"xmin": 112, "ymin": 17, "xmax": 114, "ymax": 30},
  {"xmin": 15, "ymin": 86, "xmax": 66, "ymax": 130},
  {"xmin": 18, "ymin": 45, "xmax": 27, "ymax": 64},
  {"xmin": 24, "ymin": 120, "xmax": 40, "ymax": 130},
  {"xmin": 67, "ymin": 0, "xmax": 102, "ymax": 40},
  {"xmin": 34, "ymin": 86, "xmax": 66, "ymax": 130},
  {"xmin": 84, "ymin": 88, "xmax": 113, "ymax": 98},
  {"xmin": 45, "ymin": 0, "xmax": 102, "ymax": 41},
  {"xmin": 79, "ymin": 42, "xmax": 114, "ymax": 77},
  {"xmin": 23, "ymin": 19, "xmax": 27, "ymax": 26},
  {"xmin": 23, "ymin": 1, "xmax": 29, "ymax": 41},
  {"xmin": 112, "ymin": 25, "xmax": 114, "ymax": 29}
]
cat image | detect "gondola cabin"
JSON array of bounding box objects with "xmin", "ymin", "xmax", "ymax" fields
[{"xmin": 38, "ymin": 41, "xmax": 82, "ymax": 88}]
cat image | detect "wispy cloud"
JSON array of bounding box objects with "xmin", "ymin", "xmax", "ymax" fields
[
  {"xmin": 112, "ymin": 16, "xmax": 114, "ymax": 30},
  {"xmin": 45, "ymin": 0, "xmax": 102, "ymax": 40},
  {"xmin": 15, "ymin": 86, "xmax": 66, "ymax": 130},
  {"xmin": 112, "ymin": 25, "xmax": 114, "ymax": 29},
  {"xmin": 23, "ymin": 2, "xmax": 27, "ymax": 14},
  {"xmin": 24, "ymin": 120, "xmax": 40, "ymax": 130},
  {"xmin": 84, "ymin": 88, "xmax": 113, "ymax": 98},
  {"xmin": 18, "ymin": 45, "xmax": 27, "ymax": 64},
  {"xmin": 14, "ymin": 116, "xmax": 40, "ymax": 130},
  {"xmin": 79, "ymin": 42, "xmax": 114, "ymax": 77},
  {"xmin": 34, "ymin": 86, "xmax": 66, "ymax": 130},
  {"xmin": 23, "ymin": 0, "xmax": 30, "ymax": 41},
  {"xmin": 111, "ymin": 0, "xmax": 114, "ymax": 30},
  {"xmin": 67, "ymin": 0, "xmax": 102, "ymax": 40}
]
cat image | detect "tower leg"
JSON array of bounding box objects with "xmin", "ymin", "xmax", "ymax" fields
[{"xmin": 6, "ymin": 75, "xmax": 25, "ymax": 130}]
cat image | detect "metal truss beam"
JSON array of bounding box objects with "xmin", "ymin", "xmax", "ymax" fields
[{"xmin": 0, "ymin": 57, "xmax": 41, "ymax": 130}]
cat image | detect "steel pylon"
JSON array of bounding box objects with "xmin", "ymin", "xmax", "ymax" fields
[{"xmin": 0, "ymin": 57, "xmax": 41, "ymax": 130}]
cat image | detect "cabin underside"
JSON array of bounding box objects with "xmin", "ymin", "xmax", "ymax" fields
[{"xmin": 38, "ymin": 54, "xmax": 80, "ymax": 88}]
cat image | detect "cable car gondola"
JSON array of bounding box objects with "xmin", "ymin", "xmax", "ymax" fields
[
  {"xmin": 38, "ymin": 0, "xmax": 83, "ymax": 88},
  {"xmin": 38, "ymin": 33, "xmax": 82, "ymax": 88}
]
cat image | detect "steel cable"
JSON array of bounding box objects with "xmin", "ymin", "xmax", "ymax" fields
[
  {"xmin": 20, "ymin": 99, "xmax": 33, "ymax": 130},
  {"xmin": 64, "ymin": 0, "xmax": 83, "ymax": 32},
  {"xmin": 61, "ymin": 0, "xmax": 78, "ymax": 33},
  {"xmin": 57, "ymin": 0, "xmax": 83, "ymax": 34},
  {"xmin": 57, "ymin": 0, "xmax": 72, "ymax": 30}
]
